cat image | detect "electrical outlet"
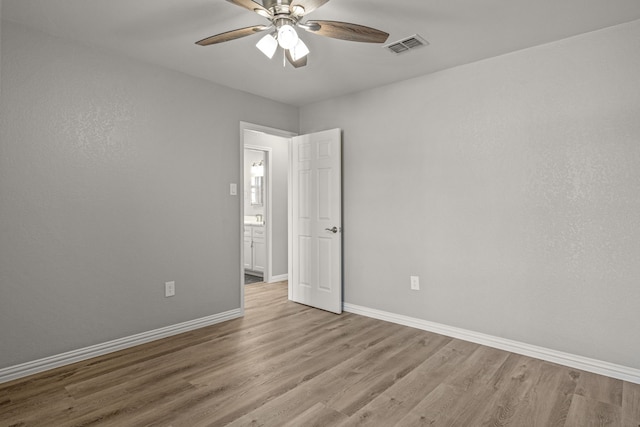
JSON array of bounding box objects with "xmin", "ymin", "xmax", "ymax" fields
[
  {"xmin": 410, "ymin": 276, "xmax": 420, "ymax": 291},
  {"xmin": 165, "ymin": 281, "xmax": 175, "ymax": 297}
]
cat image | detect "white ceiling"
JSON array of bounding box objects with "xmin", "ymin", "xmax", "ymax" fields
[{"xmin": 4, "ymin": 0, "xmax": 640, "ymax": 106}]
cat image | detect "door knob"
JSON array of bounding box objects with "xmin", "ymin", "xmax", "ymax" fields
[{"xmin": 325, "ymin": 227, "xmax": 339, "ymax": 234}]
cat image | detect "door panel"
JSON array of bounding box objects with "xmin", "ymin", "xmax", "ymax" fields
[
  {"xmin": 318, "ymin": 237, "xmax": 332, "ymax": 291},
  {"xmin": 290, "ymin": 129, "xmax": 342, "ymax": 314}
]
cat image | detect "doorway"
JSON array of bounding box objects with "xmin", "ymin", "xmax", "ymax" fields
[
  {"xmin": 240, "ymin": 122, "xmax": 296, "ymax": 313},
  {"xmin": 239, "ymin": 123, "xmax": 344, "ymax": 315},
  {"xmin": 243, "ymin": 148, "xmax": 267, "ymax": 284}
]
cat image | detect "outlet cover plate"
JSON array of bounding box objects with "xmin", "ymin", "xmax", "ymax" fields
[
  {"xmin": 165, "ymin": 281, "xmax": 176, "ymax": 297},
  {"xmin": 410, "ymin": 276, "xmax": 420, "ymax": 291}
]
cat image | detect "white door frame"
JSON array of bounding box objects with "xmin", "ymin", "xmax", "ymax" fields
[{"xmin": 239, "ymin": 122, "xmax": 297, "ymax": 314}]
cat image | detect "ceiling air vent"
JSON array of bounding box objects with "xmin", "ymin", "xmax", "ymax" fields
[{"xmin": 384, "ymin": 34, "xmax": 429, "ymax": 54}]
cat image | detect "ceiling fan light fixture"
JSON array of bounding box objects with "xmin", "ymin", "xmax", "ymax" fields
[
  {"xmin": 290, "ymin": 39, "xmax": 309, "ymax": 61},
  {"xmin": 277, "ymin": 24, "xmax": 299, "ymax": 49},
  {"xmin": 256, "ymin": 33, "xmax": 278, "ymax": 59}
]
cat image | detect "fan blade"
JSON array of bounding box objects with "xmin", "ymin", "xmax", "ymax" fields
[
  {"xmin": 290, "ymin": 0, "xmax": 330, "ymax": 16},
  {"xmin": 304, "ymin": 20, "xmax": 389, "ymax": 43},
  {"xmin": 226, "ymin": 0, "xmax": 271, "ymax": 17},
  {"xmin": 285, "ymin": 49, "xmax": 308, "ymax": 68},
  {"xmin": 196, "ymin": 25, "xmax": 270, "ymax": 46}
]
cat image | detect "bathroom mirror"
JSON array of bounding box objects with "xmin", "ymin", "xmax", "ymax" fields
[{"xmin": 251, "ymin": 176, "xmax": 263, "ymax": 206}]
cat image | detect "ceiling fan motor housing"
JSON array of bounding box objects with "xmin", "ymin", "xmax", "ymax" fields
[
  {"xmin": 262, "ymin": 0, "xmax": 292, "ymax": 9},
  {"xmin": 262, "ymin": 0, "xmax": 301, "ymax": 18}
]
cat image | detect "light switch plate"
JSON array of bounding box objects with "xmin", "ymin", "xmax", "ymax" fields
[{"xmin": 230, "ymin": 183, "xmax": 237, "ymax": 196}]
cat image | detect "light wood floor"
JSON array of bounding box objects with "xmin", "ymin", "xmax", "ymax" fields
[{"xmin": 1, "ymin": 281, "xmax": 639, "ymax": 426}]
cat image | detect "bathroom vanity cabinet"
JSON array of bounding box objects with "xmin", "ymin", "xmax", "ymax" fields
[{"xmin": 244, "ymin": 224, "xmax": 265, "ymax": 275}]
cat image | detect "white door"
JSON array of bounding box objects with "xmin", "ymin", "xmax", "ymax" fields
[{"xmin": 290, "ymin": 128, "xmax": 342, "ymax": 314}]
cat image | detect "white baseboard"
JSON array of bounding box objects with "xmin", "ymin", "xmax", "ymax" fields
[
  {"xmin": 269, "ymin": 274, "xmax": 288, "ymax": 283},
  {"xmin": 5, "ymin": 304, "xmax": 637, "ymax": 386},
  {"xmin": 343, "ymin": 303, "xmax": 640, "ymax": 385},
  {"xmin": 0, "ymin": 308, "xmax": 242, "ymax": 385}
]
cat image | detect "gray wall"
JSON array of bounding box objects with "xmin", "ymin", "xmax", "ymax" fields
[
  {"xmin": 244, "ymin": 131, "xmax": 289, "ymax": 278},
  {"xmin": 300, "ymin": 20, "xmax": 640, "ymax": 370},
  {"xmin": 0, "ymin": 21, "xmax": 298, "ymax": 368},
  {"xmin": 3, "ymin": 10, "xmax": 640, "ymax": 374}
]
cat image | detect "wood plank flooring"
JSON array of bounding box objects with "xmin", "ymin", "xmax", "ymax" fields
[{"xmin": 1, "ymin": 281, "xmax": 639, "ymax": 426}]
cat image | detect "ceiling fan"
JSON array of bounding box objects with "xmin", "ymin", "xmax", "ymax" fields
[{"xmin": 196, "ymin": 0, "xmax": 390, "ymax": 68}]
